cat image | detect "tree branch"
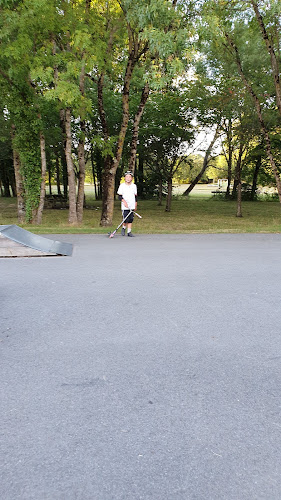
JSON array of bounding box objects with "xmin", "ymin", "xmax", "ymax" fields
[{"xmin": 250, "ymin": 0, "xmax": 281, "ymax": 115}]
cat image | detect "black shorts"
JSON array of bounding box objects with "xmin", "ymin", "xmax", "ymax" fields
[{"xmin": 123, "ymin": 210, "xmax": 134, "ymax": 223}]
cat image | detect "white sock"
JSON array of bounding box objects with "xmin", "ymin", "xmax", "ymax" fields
[{"xmin": 127, "ymin": 228, "xmax": 131, "ymax": 234}]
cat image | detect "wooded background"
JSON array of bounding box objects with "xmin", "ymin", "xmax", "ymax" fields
[{"xmin": 0, "ymin": 0, "xmax": 281, "ymax": 225}]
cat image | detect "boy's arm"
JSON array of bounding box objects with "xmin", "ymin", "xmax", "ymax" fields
[
  {"xmin": 117, "ymin": 187, "xmax": 128, "ymax": 208},
  {"xmin": 118, "ymin": 194, "xmax": 128, "ymax": 207}
]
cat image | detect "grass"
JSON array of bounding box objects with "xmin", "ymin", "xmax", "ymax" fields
[{"xmin": 1, "ymin": 195, "xmax": 281, "ymax": 234}]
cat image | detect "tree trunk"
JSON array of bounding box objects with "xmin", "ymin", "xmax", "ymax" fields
[
  {"xmin": 95, "ymin": 149, "xmax": 103, "ymax": 199},
  {"xmin": 114, "ymin": 57, "xmax": 134, "ymax": 170},
  {"xmin": 225, "ymin": 32, "xmax": 281, "ymax": 202},
  {"xmin": 251, "ymin": 153, "xmax": 261, "ymax": 200},
  {"xmin": 59, "ymin": 109, "xmax": 68, "ymax": 198},
  {"xmin": 55, "ymin": 153, "xmax": 61, "ymax": 195},
  {"xmin": 77, "ymin": 62, "xmax": 86, "ymax": 223},
  {"xmin": 100, "ymin": 159, "xmax": 115, "ymax": 225},
  {"xmin": 11, "ymin": 125, "xmax": 25, "ymax": 223},
  {"xmin": 77, "ymin": 129, "xmax": 86, "ymax": 222},
  {"xmin": 62, "ymin": 153, "xmax": 68, "ymax": 198},
  {"xmin": 165, "ymin": 177, "xmax": 173, "ymax": 212},
  {"xmin": 235, "ymin": 143, "xmax": 243, "ymax": 218},
  {"xmin": 163, "ymin": 156, "xmax": 182, "ymax": 212},
  {"xmin": 183, "ymin": 125, "xmax": 220, "ymax": 196},
  {"xmin": 1, "ymin": 164, "xmax": 11, "ymax": 197},
  {"xmin": 100, "ymin": 53, "xmax": 136, "ymax": 226},
  {"xmin": 91, "ymin": 146, "xmax": 98, "ymax": 200},
  {"xmin": 128, "ymin": 82, "xmax": 150, "ymax": 174},
  {"xmin": 158, "ymin": 177, "xmax": 163, "ymax": 206},
  {"xmin": 225, "ymin": 120, "xmax": 233, "ymax": 198},
  {"xmin": 237, "ymin": 181, "xmax": 242, "ymax": 217},
  {"xmin": 97, "ymin": 74, "xmax": 109, "ymax": 140},
  {"xmin": 232, "ymin": 178, "xmax": 238, "ymax": 199},
  {"xmin": 48, "ymin": 164, "xmax": 52, "ymax": 196},
  {"xmin": 65, "ymin": 107, "xmax": 78, "ymax": 224},
  {"xmin": 97, "ymin": 73, "xmax": 113, "ymax": 225},
  {"xmin": 35, "ymin": 131, "xmax": 47, "ymax": 225},
  {"xmin": 97, "ymin": 25, "xmax": 146, "ymax": 225}
]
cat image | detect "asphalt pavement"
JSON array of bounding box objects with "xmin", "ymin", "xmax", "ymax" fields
[{"xmin": 1, "ymin": 233, "xmax": 281, "ymax": 500}]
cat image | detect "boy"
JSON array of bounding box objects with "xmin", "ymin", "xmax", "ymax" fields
[{"xmin": 117, "ymin": 171, "xmax": 138, "ymax": 237}]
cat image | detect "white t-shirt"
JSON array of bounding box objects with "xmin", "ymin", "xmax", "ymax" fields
[{"xmin": 117, "ymin": 182, "xmax": 137, "ymax": 211}]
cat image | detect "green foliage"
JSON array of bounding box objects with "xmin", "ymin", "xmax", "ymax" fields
[
  {"xmin": 12, "ymin": 109, "xmax": 42, "ymax": 221},
  {"xmin": 207, "ymin": 155, "xmax": 228, "ymax": 182},
  {"xmin": 1, "ymin": 0, "xmax": 281, "ymax": 224},
  {"xmin": 91, "ymin": 135, "xmax": 118, "ymax": 158},
  {"xmin": 20, "ymin": 147, "xmax": 41, "ymax": 221},
  {"xmin": 174, "ymin": 154, "xmax": 208, "ymax": 183}
]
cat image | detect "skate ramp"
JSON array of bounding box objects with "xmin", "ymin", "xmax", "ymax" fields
[{"xmin": 0, "ymin": 225, "xmax": 73, "ymax": 258}]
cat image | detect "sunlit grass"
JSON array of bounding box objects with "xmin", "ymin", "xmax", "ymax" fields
[{"xmin": 0, "ymin": 196, "xmax": 280, "ymax": 234}]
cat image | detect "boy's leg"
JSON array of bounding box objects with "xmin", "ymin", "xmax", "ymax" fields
[
  {"xmin": 127, "ymin": 222, "xmax": 135, "ymax": 236},
  {"xmin": 121, "ymin": 210, "xmax": 129, "ymax": 235}
]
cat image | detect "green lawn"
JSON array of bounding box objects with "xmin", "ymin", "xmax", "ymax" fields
[{"xmin": 0, "ymin": 196, "xmax": 281, "ymax": 234}]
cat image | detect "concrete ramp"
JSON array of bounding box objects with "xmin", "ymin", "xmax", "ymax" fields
[{"xmin": 0, "ymin": 225, "xmax": 73, "ymax": 258}]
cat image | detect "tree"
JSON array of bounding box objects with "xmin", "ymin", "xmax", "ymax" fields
[
  {"xmin": 250, "ymin": 0, "xmax": 281, "ymax": 116},
  {"xmin": 196, "ymin": 0, "xmax": 281, "ymax": 202},
  {"xmin": 0, "ymin": 109, "xmax": 15, "ymax": 198},
  {"xmin": 224, "ymin": 31, "xmax": 281, "ymax": 201},
  {"xmin": 91, "ymin": 0, "xmax": 193, "ymax": 225},
  {"xmin": 0, "ymin": 0, "xmax": 99, "ymax": 224},
  {"xmin": 135, "ymin": 86, "xmax": 194, "ymax": 208},
  {"xmin": 0, "ymin": 0, "xmax": 62, "ymax": 222},
  {"xmin": 183, "ymin": 125, "xmax": 220, "ymax": 196}
]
